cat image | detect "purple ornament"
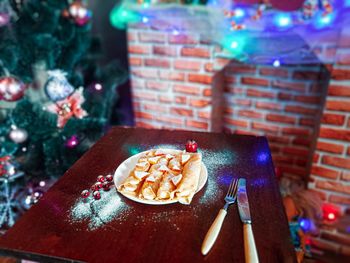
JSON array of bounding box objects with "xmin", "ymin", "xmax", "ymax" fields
[{"xmin": 65, "ymin": 135, "xmax": 79, "ymax": 148}]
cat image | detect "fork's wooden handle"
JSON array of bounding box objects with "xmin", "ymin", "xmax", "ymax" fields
[
  {"xmin": 201, "ymin": 209, "xmax": 227, "ymax": 255},
  {"xmin": 243, "ymin": 223, "xmax": 259, "ymax": 263}
]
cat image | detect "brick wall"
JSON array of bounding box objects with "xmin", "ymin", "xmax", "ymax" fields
[{"xmin": 307, "ymin": 27, "xmax": 350, "ymax": 256}]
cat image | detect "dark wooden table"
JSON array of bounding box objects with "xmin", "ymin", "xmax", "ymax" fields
[{"xmin": 0, "ymin": 127, "xmax": 296, "ymax": 263}]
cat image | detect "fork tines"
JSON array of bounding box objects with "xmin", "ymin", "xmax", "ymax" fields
[{"xmin": 226, "ymin": 178, "xmax": 238, "ymax": 198}]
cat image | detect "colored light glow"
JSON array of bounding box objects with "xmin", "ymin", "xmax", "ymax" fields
[
  {"xmin": 257, "ymin": 152, "xmax": 268, "ymax": 162},
  {"xmin": 273, "ymin": 60, "xmax": 281, "ymax": 67},
  {"xmin": 142, "ymin": 17, "xmax": 149, "ymax": 23},
  {"xmin": 231, "ymin": 41, "xmax": 238, "ymax": 49},
  {"xmin": 172, "ymin": 29, "xmax": 180, "ymax": 35},
  {"xmin": 314, "ymin": 13, "xmax": 335, "ymax": 29},
  {"xmin": 110, "ymin": 5, "xmax": 141, "ymax": 29},
  {"xmin": 328, "ymin": 213, "xmax": 335, "ymax": 220},
  {"xmin": 299, "ymin": 218, "xmax": 312, "ymax": 232},
  {"xmin": 235, "ymin": 8, "xmax": 245, "ymax": 18},
  {"xmin": 94, "ymin": 83, "xmax": 102, "ymax": 91},
  {"xmin": 275, "ymin": 14, "xmax": 292, "ymax": 28},
  {"xmin": 323, "ymin": 204, "xmax": 338, "ymax": 221}
]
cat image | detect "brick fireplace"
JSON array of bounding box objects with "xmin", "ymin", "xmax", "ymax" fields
[{"xmin": 126, "ymin": 16, "xmax": 350, "ymax": 256}]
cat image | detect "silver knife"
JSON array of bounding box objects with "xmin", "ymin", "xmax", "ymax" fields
[{"xmin": 237, "ymin": 178, "xmax": 259, "ymax": 263}]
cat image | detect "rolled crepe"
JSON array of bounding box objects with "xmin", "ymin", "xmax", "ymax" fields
[
  {"xmin": 156, "ymin": 171, "xmax": 177, "ymax": 200},
  {"xmin": 139, "ymin": 170, "xmax": 164, "ymax": 200},
  {"xmin": 172, "ymin": 153, "xmax": 202, "ymax": 204}
]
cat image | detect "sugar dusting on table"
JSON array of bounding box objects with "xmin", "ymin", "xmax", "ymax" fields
[{"xmin": 70, "ymin": 189, "xmax": 132, "ymax": 230}]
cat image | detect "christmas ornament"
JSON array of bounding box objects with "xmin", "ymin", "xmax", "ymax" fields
[
  {"xmin": 0, "ymin": 181, "xmax": 23, "ymax": 228},
  {"xmin": 44, "ymin": 70, "xmax": 74, "ymax": 102},
  {"xmin": 106, "ymin": 174, "xmax": 113, "ymax": 182},
  {"xmin": 46, "ymin": 88, "xmax": 88, "ymax": 128},
  {"xmin": 65, "ymin": 135, "xmax": 79, "ymax": 148},
  {"xmin": 81, "ymin": 189, "xmax": 90, "ymax": 198},
  {"xmin": 62, "ymin": 0, "xmax": 92, "ymax": 26},
  {"xmin": 9, "ymin": 126, "xmax": 28, "ymax": 144},
  {"xmin": 97, "ymin": 175, "xmax": 105, "ymax": 183},
  {"xmin": 185, "ymin": 140, "xmax": 198, "ymax": 153},
  {"xmin": 93, "ymin": 191, "xmax": 101, "ymax": 200},
  {"xmin": 0, "ymin": 155, "xmax": 23, "ymax": 179},
  {"xmin": 0, "ymin": 76, "xmax": 26, "ymax": 102}
]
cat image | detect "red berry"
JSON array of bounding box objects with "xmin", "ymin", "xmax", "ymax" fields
[
  {"xmin": 81, "ymin": 190, "xmax": 90, "ymax": 198},
  {"xmin": 93, "ymin": 191, "xmax": 101, "ymax": 200},
  {"xmin": 90, "ymin": 184, "xmax": 97, "ymax": 191},
  {"xmin": 106, "ymin": 174, "xmax": 113, "ymax": 182},
  {"xmin": 95, "ymin": 182, "xmax": 103, "ymax": 190},
  {"xmin": 97, "ymin": 175, "xmax": 105, "ymax": 183},
  {"xmin": 185, "ymin": 140, "xmax": 198, "ymax": 153},
  {"xmin": 102, "ymin": 182, "xmax": 111, "ymax": 191}
]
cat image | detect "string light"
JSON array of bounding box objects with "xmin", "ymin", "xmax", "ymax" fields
[
  {"xmin": 273, "ymin": 59, "xmax": 281, "ymax": 67},
  {"xmin": 231, "ymin": 41, "xmax": 238, "ymax": 49},
  {"xmin": 172, "ymin": 29, "xmax": 180, "ymax": 35},
  {"xmin": 142, "ymin": 17, "xmax": 149, "ymax": 23},
  {"xmin": 234, "ymin": 8, "xmax": 245, "ymax": 18},
  {"xmin": 275, "ymin": 14, "xmax": 292, "ymax": 28}
]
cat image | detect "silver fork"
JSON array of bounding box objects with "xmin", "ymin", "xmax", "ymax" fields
[{"xmin": 201, "ymin": 178, "xmax": 239, "ymax": 255}]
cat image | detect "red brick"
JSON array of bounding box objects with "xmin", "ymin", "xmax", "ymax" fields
[
  {"xmin": 143, "ymin": 104, "xmax": 168, "ymax": 113},
  {"xmin": 181, "ymin": 47, "xmax": 210, "ymax": 58},
  {"xmin": 134, "ymin": 111, "xmax": 154, "ymax": 120},
  {"xmin": 313, "ymin": 153, "xmax": 320, "ymax": 163},
  {"xmin": 224, "ymin": 118, "xmax": 249, "ymax": 128},
  {"xmin": 133, "ymin": 91, "xmax": 157, "ymax": 101},
  {"xmin": 319, "ymin": 127, "xmax": 350, "ymax": 142},
  {"xmin": 186, "ymin": 120, "xmax": 208, "ymax": 130},
  {"xmin": 294, "ymin": 95, "xmax": 321, "ymax": 104},
  {"xmin": 224, "ymin": 76, "xmax": 236, "ymax": 84},
  {"xmin": 204, "ymin": 63, "xmax": 214, "ymax": 72},
  {"xmin": 189, "ymin": 99, "xmax": 210, "ymax": 108},
  {"xmin": 292, "ymin": 137, "xmax": 311, "ymax": 147},
  {"xmin": 247, "ymin": 89, "xmax": 275, "ymax": 98},
  {"xmin": 214, "ymin": 58, "xmax": 231, "ymax": 69},
  {"xmin": 256, "ymin": 101, "xmax": 282, "ymax": 111},
  {"xmin": 156, "ymin": 116, "xmax": 183, "ymax": 126},
  {"xmin": 173, "ymin": 85, "xmax": 200, "ymax": 95},
  {"xmin": 338, "ymin": 53, "xmax": 350, "ymax": 65},
  {"xmin": 159, "ymin": 71, "xmax": 185, "ymax": 82},
  {"xmin": 139, "ymin": 32, "xmax": 166, "ymax": 43},
  {"xmin": 170, "ymin": 107, "xmax": 193, "ymax": 117},
  {"xmin": 271, "ymin": 80, "xmax": 306, "ymax": 92},
  {"xmin": 235, "ymin": 129, "xmax": 259, "ymax": 136},
  {"xmin": 203, "ymin": 88, "xmax": 211, "ymax": 97},
  {"xmin": 328, "ymin": 195, "xmax": 350, "ymax": 206},
  {"xmin": 322, "ymin": 113, "xmax": 345, "ymax": 125},
  {"xmin": 322, "ymin": 155, "xmax": 350, "ymax": 169},
  {"xmin": 223, "ymin": 107, "xmax": 234, "ymax": 114},
  {"xmin": 282, "ymin": 127, "xmax": 310, "ymax": 136},
  {"xmin": 175, "ymin": 96, "xmax": 187, "ymax": 105},
  {"xmin": 299, "ymin": 118, "xmax": 315, "ymax": 127},
  {"xmin": 135, "ymin": 121, "xmax": 159, "ymax": 129},
  {"xmin": 225, "ymin": 86, "xmax": 244, "ymax": 95},
  {"xmin": 198, "ymin": 111, "xmax": 211, "ymax": 120},
  {"xmin": 311, "ymin": 165, "xmax": 340, "ymax": 179},
  {"xmin": 153, "ymin": 46, "xmax": 177, "ymax": 56},
  {"xmin": 238, "ymin": 110, "xmax": 263, "ymax": 119},
  {"xmin": 292, "ymin": 71, "xmax": 320, "ymax": 81},
  {"xmin": 234, "ymin": 99, "xmax": 251, "ymax": 107},
  {"xmin": 348, "ymin": 146, "xmax": 350, "ymax": 155},
  {"xmin": 146, "ymin": 81, "xmax": 168, "ymax": 91},
  {"xmin": 174, "ymin": 60, "xmax": 201, "ymax": 71},
  {"xmin": 144, "ymin": 58, "xmax": 170, "ymax": 68},
  {"xmin": 169, "ymin": 34, "xmax": 197, "ymax": 44},
  {"xmin": 316, "ymin": 141, "xmax": 344, "ymax": 154},
  {"xmin": 342, "ymin": 171, "xmax": 350, "ymax": 181},
  {"xmin": 128, "ymin": 45, "xmax": 150, "ymax": 54},
  {"xmin": 267, "ymin": 144, "xmax": 281, "ymax": 153},
  {"xmin": 131, "ymin": 69, "xmax": 157, "ymax": 79},
  {"xmin": 127, "ymin": 32, "xmax": 137, "ymax": 42},
  {"xmin": 279, "ymin": 166, "xmax": 308, "ymax": 177},
  {"xmin": 332, "ymin": 69, "xmax": 350, "ymax": 80},
  {"xmin": 252, "ymin": 122, "xmax": 279, "ymax": 133},
  {"xmin": 129, "ymin": 57, "xmax": 142, "ymax": 66},
  {"xmin": 316, "ymin": 180, "xmax": 350, "ymax": 194},
  {"xmin": 241, "ymin": 77, "xmax": 269, "ymax": 87},
  {"xmin": 273, "ymin": 156, "xmax": 295, "ymax": 164},
  {"xmin": 266, "ymin": 135, "xmax": 290, "ymax": 144},
  {"xmin": 328, "ymin": 85, "xmax": 350, "ymax": 97},
  {"xmin": 266, "ymin": 114, "xmax": 296, "ymax": 124},
  {"xmin": 278, "ymin": 93, "xmax": 292, "ymax": 101},
  {"xmin": 158, "ymin": 95, "xmax": 172, "ymax": 103},
  {"xmin": 226, "ymin": 64, "xmax": 256, "ymax": 74},
  {"xmin": 326, "ymin": 100, "xmax": 350, "ymax": 112},
  {"xmin": 285, "ymin": 105, "xmax": 318, "ymax": 115},
  {"xmin": 308, "ymin": 189, "xmax": 327, "ymax": 200},
  {"xmin": 188, "ymin": 74, "xmax": 212, "ymax": 84},
  {"xmin": 259, "ymin": 67, "xmax": 289, "ymax": 78},
  {"xmin": 283, "ymin": 147, "xmax": 309, "ymax": 157}
]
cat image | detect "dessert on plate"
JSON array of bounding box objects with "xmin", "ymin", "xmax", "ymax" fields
[{"xmin": 117, "ymin": 149, "xmax": 202, "ymax": 204}]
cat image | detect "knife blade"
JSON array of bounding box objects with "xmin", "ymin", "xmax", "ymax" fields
[{"xmin": 237, "ymin": 178, "xmax": 251, "ymax": 224}]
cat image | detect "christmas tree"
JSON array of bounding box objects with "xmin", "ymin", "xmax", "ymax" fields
[{"xmin": 0, "ymin": 0, "xmax": 126, "ymax": 231}]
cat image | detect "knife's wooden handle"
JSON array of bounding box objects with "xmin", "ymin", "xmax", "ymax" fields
[
  {"xmin": 243, "ymin": 223, "xmax": 259, "ymax": 263},
  {"xmin": 201, "ymin": 209, "xmax": 227, "ymax": 255}
]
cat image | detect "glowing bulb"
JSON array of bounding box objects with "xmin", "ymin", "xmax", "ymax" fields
[
  {"xmin": 172, "ymin": 29, "xmax": 180, "ymax": 35},
  {"xmin": 276, "ymin": 14, "xmax": 291, "ymax": 27},
  {"xmin": 235, "ymin": 8, "xmax": 245, "ymax": 18},
  {"xmin": 328, "ymin": 213, "xmax": 335, "ymax": 220},
  {"xmin": 142, "ymin": 17, "xmax": 148, "ymax": 23},
  {"xmin": 231, "ymin": 41, "xmax": 238, "ymax": 49},
  {"xmin": 320, "ymin": 15, "xmax": 331, "ymax": 25},
  {"xmin": 94, "ymin": 83, "xmax": 102, "ymax": 91},
  {"xmin": 121, "ymin": 11, "xmax": 127, "ymax": 17},
  {"xmin": 273, "ymin": 60, "xmax": 281, "ymax": 67}
]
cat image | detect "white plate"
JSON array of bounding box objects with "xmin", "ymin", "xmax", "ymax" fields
[{"xmin": 114, "ymin": 149, "xmax": 208, "ymax": 205}]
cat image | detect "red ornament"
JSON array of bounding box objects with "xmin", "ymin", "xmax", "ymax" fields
[
  {"xmin": 93, "ymin": 191, "xmax": 101, "ymax": 200},
  {"xmin": 81, "ymin": 189, "xmax": 90, "ymax": 198},
  {"xmin": 0, "ymin": 76, "xmax": 26, "ymax": 102},
  {"xmin": 106, "ymin": 174, "xmax": 113, "ymax": 182},
  {"xmin": 97, "ymin": 175, "xmax": 105, "ymax": 183},
  {"xmin": 63, "ymin": 1, "xmax": 92, "ymax": 26},
  {"xmin": 185, "ymin": 140, "xmax": 198, "ymax": 153},
  {"xmin": 102, "ymin": 182, "xmax": 111, "ymax": 191}
]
